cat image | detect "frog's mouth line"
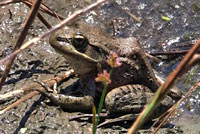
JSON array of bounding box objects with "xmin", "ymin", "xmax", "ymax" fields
[{"xmin": 56, "ymin": 36, "xmax": 71, "ymax": 44}]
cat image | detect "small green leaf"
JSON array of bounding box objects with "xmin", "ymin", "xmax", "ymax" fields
[{"xmin": 162, "ymin": 16, "xmax": 171, "ymax": 21}]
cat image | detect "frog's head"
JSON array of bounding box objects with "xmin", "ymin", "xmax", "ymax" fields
[{"xmin": 49, "ymin": 30, "xmax": 104, "ymax": 76}]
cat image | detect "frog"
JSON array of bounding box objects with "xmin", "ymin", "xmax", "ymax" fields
[{"xmin": 45, "ymin": 22, "xmax": 181, "ymax": 119}]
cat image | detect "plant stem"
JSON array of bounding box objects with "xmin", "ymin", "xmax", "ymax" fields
[{"xmin": 93, "ymin": 68, "xmax": 113, "ymax": 134}]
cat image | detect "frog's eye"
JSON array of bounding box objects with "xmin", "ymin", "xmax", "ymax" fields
[
  {"xmin": 72, "ymin": 33, "xmax": 88, "ymax": 46},
  {"xmin": 71, "ymin": 33, "xmax": 88, "ymax": 52}
]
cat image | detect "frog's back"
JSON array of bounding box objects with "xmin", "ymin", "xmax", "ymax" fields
[
  {"xmin": 72, "ymin": 23, "xmax": 159, "ymax": 91},
  {"xmin": 71, "ymin": 23, "xmax": 140, "ymax": 57}
]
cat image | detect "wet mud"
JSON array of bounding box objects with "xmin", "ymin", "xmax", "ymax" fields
[{"xmin": 0, "ymin": 0, "xmax": 200, "ymax": 133}]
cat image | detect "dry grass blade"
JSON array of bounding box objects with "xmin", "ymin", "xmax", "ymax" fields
[
  {"xmin": 150, "ymin": 50, "xmax": 189, "ymax": 56},
  {"xmin": 0, "ymin": 1, "xmax": 52, "ymax": 29},
  {"xmin": 124, "ymin": 10, "xmax": 141, "ymax": 23},
  {"xmin": 128, "ymin": 38, "xmax": 200, "ymax": 134},
  {"xmin": 0, "ymin": 0, "xmax": 23, "ymax": 6},
  {"xmin": 0, "ymin": 0, "xmax": 42, "ymax": 91},
  {"xmin": 23, "ymin": 0, "xmax": 65, "ymax": 20},
  {"xmin": 36, "ymin": 12, "xmax": 52, "ymax": 29},
  {"xmin": 0, "ymin": 91, "xmax": 39, "ymax": 114},
  {"xmin": 0, "ymin": 90, "xmax": 24, "ymax": 103},
  {"xmin": 22, "ymin": 1, "xmax": 52, "ymax": 29},
  {"xmin": 114, "ymin": 2, "xmax": 141, "ymax": 23},
  {"xmin": 152, "ymin": 81, "xmax": 200, "ymax": 134},
  {"xmin": 0, "ymin": 0, "xmax": 64, "ymax": 22}
]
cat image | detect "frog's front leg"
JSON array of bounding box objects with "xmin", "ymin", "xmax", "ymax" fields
[
  {"xmin": 38, "ymin": 89, "xmax": 94, "ymax": 111},
  {"xmin": 38, "ymin": 77, "xmax": 96, "ymax": 111}
]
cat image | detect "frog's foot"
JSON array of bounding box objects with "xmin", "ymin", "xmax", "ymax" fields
[{"xmin": 35, "ymin": 87, "xmax": 94, "ymax": 112}]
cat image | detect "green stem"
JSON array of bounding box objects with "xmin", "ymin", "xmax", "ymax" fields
[{"xmin": 93, "ymin": 68, "xmax": 113, "ymax": 134}]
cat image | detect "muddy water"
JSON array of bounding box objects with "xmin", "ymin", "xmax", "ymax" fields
[{"xmin": 0, "ymin": 0, "xmax": 200, "ymax": 134}]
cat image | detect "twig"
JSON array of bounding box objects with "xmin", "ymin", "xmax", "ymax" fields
[
  {"xmin": 0, "ymin": 70, "xmax": 74, "ymax": 102},
  {"xmin": 124, "ymin": 10, "xmax": 141, "ymax": 23},
  {"xmin": 23, "ymin": 1, "xmax": 52, "ymax": 29},
  {"xmin": 145, "ymin": 53, "xmax": 160, "ymax": 62},
  {"xmin": 149, "ymin": 50, "xmax": 189, "ymax": 56},
  {"xmin": 0, "ymin": 0, "xmax": 65, "ymax": 21},
  {"xmin": 113, "ymin": 2, "xmax": 141, "ymax": 23},
  {"xmin": 23, "ymin": 0, "xmax": 65, "ymax": 20},
  {"xmin": 0, "ymin": 0, "xmax": 23, "ymax": 6},
  {"xmin": 0, "ymin": 90, "xmax": 24, "ymax": 103},
  {"xmin": 0, "ymin": 91, "xmax": 39, "ymax": 114}
]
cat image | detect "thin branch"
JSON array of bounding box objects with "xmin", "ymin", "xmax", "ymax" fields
[
  {"xmin": 0, "ymin": 0, "xmax": 65, "ymax": 21},
  {"xmin": 23, "ymin": 1, "xmax": 52, "ymax": 29},
  {"xmin": 0, "ymin": 91, "xmax": 39, "ymax": 114},
  {"xmin": 149, "ymin": 50, "xmax": 188, "ymax": 56},
  {"xmin": 23, "ymin": 0, "xmax": 65, "ymax": 20},
  {"xmin": 0, "ymin": 0, "xmax": 23, "ymax": 6}
]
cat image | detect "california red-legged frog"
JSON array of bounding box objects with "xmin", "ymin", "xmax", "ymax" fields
[{"xmin": 46, "ymin": 22, "xmax": 181, "ymax": 117}]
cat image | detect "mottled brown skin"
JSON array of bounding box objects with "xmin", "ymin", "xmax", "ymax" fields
[
  {"xmin": 47, "ymin": 22, "xmax": 179, "ymax": 115},
  {"xmin": 50, "ymin": 23, "xmax": 160, "ymax": 92}
]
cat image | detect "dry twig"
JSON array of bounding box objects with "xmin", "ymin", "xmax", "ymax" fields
[{"xmin": 0, "ymin": 0, "xmax": 23, "ymax": 6}]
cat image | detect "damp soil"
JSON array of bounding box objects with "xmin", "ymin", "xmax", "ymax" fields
[{"xmin": 0, "ymin": 0, "xmax": 200, "ymax": 134}]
